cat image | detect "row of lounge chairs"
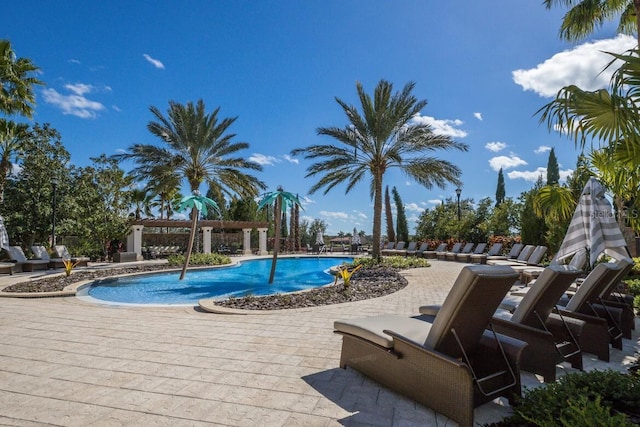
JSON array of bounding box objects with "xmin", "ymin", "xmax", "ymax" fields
[
  {"xmin": 1, "ymin": 245, "xmax": 89, "ymax": 273},
  {"xmin": 381, "ymin": 241, "xmax": 549, "ymax": 269},
  {"xmin": 334, "ymin": 256, "xmax": 636, "ymax": 426}
]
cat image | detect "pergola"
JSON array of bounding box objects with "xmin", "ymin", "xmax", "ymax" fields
[{"xmin": 126, "ymin": 219, "xmax": 270, "ymax": 260}]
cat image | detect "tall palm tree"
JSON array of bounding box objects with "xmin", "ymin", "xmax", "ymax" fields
[
  {"xmin": 114, "ymin": 99, "xmax": 266, "ymax": 275},
  {"xmin": 291, "ymin": 80, "xmax": 468, "ymax": 259},
  {"xmin": 0, "ymin": 39, "xmax": 43, "ymax": 118},
  {"xmin": 543, "ymin": 0, "xmax": 640, "ymax": 45}
]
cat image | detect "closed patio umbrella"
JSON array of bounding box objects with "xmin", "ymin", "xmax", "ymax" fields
[
  {"xmin": 0, "ymin": 216, "xmax": 9, "ymax": 250},
  {"xmin": 554, "ymin": 178, "xmax": 630, "ymax": 268}
]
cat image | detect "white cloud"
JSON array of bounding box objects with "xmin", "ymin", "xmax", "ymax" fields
[
  {"xmin": 42, "ymin": 87, "xmax": 105, "ymax": 119},
  {"xmin": 427, "ymin": 199, "xmax": 443, "ymax": 205},
  {"xmin": 473, "ymin": 112, "xmax": 483, "ymax": 121},
  {"xmin": 405, "ymin": 202, "xmax": 425, "ymax": 213},
  {"xmin": 353, "ymin": 210, "xmax": 367, "ymax": 219},
  {"xmin": 411, "ymin": 114, "xmax": 468, "ymax": 138},
  {"xmin": 534, "ymin": 145, "xmax": 552, "ymax": 154},
  {"xmin": 248, "ymin": 153, "xmax": 278, "ymax": 165},
  {"xmin": 489, "ymin": 155, "xmax": 528, "ymax": 171},
  {"xmin": 143, "ymin": 54, "xmax": 165, "ymax": 69},
  {"xmin": 112, "ymin": 105, "xmax": 122, "ymax": 112},
  {"xmin": 507, "ymin": 167, "xmax": 573, "ymax": 183},
  {"xmin": 485, "ymin": 141, "xmax": 507, "ymax": 152},
  {"xmin": 560, "ymin": 169, "xmax": 574, "ymax": 181},
  {"xmin": 320, "ymin": 210, "xmax": 351, "ymax": 220},
  {"xmin": 513, "ymin": 34, "xmax": 636, "ymax": 98},
  {"xmin": 68, "ymin": 59, "xmax": 81, "ymax": 65},
  {"xmin": 301, "ymin": 195, "xmax": 316, "ymax": 205},
  {"xmin": 282, "ymin": 154, "xmax": 299, "ymax": 164},
  {"xmin": 65, "ymin": 83, "xmax": 94, "ymax": 95}
]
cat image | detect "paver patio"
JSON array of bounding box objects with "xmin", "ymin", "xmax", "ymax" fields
[{"xmin": 0, "ymin": 259, "xmax": 638, "ymax": 426}]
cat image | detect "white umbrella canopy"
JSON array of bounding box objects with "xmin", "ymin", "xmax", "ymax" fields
[
  {"xmin": 315, "ymin": 232, "xmax": 325, "ymax": 246},
  {"xmin": 0, "ymin": 216, "xmax": 9, "ymax": 250},
  {"xmin": 554, "ymin": 178, "xmax": 630, "ymax": 268}
]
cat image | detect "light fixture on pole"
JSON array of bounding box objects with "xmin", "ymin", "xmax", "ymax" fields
[
  {"xmin": 51, "ymin": 178, "xmax": 59, "ymax": 247},
  {"xmin": 455, "ymin": 187, "xmax": 462, "ymax": 222}
]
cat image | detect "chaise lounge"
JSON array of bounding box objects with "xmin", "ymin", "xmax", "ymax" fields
[
  {"xmin": 7, "ymin": 246, "xmax": 50, "ymax": 272},
  {"xmin": 334, "ymin": 265, "xmax": 525, "ymax": 427}
]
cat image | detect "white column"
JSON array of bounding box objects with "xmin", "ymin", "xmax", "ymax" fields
[
  {"xmin": 202, "ymin": 227, "xmax": 213, "ymax": 254},
  {"xmin": 242, "ymin": 228, "xmax": 252, "ymax": 255},
  {"xmin": 258, "ymin": 227, "xmax": 268, "ymax": 255},
  {"xmin": 129, "ymin": 225, "xmax": 144, "ymax": 261}
]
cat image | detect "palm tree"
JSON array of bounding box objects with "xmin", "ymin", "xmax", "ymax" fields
[
  {"xmin": 0, "ymin": 120, "xmax": 27, "ymax": 203},
  {"xmin": 589, "ymin": 147, "xmax": 640, "ymax": 230},
  {"xmin": 0, "ymin": 39, "xmax": 43, "ymax": 118},
  {"xmin": 128, "ymin": 187, "xmax": 153, "ymax": 220},
  {"xmin": 543, "ymin": 0, "xmax": 640, "ymax": 45},
  {"xmin": 113, "ymin": 99, "xmax": 266, "ymax": 277},
  {"xmin": 176, "ymin": 193, "xmax": 219, "ymax": 280},
  {"xmin": 537, "ymin": 48, "xmax": 640, "ymax": 162},
  {"xmin": 258, "ymin": 187, "xmax": 302, "ymax": 284},
  {"xmin": 290, "ymin": 80, "xmax": 468, "ymax": 259}
]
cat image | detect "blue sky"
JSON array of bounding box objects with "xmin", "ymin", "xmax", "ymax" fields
[{"xmin": 4, "ymin": 1, "xmax": 635, "ymax": 235}]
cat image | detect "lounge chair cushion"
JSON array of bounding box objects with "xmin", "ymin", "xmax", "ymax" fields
[
  {"xmin": 509, "ymin": 264, "xmax": 582, "ymax": 326},
  {"xmin": 334, "ymin": 315, "xmax": 431, "ymax": 349},
  {"xmin": 425, "ymin": 265, "xmax": 519, "ymax": 356}
]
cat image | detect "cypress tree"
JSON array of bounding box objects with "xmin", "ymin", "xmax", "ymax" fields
[
  {"xmin": 385, "ymin": 185, "xmax": 396, "ymax": 242},
  {"xmin": 547, "ymin": 147, "xmax": 560, "ymax": 185},
  {"xmin": 392, "ymin": 186, "xmax": 409, "ymax": 242},
  {"xmin": 496, "ymin": 168, "xmax": 505, "ymax": 207}
]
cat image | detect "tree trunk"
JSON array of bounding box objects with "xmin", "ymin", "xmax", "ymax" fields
[
  {"xmin": 372, "ymin": 174, "xmax": 383, "ymax": 261},
  {"xmin": 179, "ymin": 207, "xmax": 198, "ymax": 280},
  {"xmin": 268, "ymin": 196, "xmax": 281, "ymax": 284}
]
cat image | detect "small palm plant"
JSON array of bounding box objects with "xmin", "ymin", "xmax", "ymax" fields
[
  {"xmin": 334, "ymin": 264, "xmax": 362, "ymax": 287},
  {"xmin": 62, "ymin": 259, "xmax": 80, "ymax": 277}
]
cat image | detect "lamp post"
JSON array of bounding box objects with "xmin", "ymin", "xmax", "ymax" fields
[
  {"xmin": 51, "ymin": 178, "xmax": 58, "ymax": 247},
  {"xmin": 455, "ymin": 187, "xmax": 462, "ymax": 222}
]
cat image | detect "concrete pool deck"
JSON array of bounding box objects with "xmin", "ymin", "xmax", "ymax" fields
[{"xmin": 0, "ymin": 258, "xmax": 638, "ymax": 426}]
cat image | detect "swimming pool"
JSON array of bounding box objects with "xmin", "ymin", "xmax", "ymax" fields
[{"xmin": 80, "ymin": 256, "xmax": 353, "ymax": 306}]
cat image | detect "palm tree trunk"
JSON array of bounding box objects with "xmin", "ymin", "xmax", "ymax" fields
[
  {"xmin": 372, "ymin": 173, "xmax": 383, "ymax": 261},
  {"xmin": 179, "ymin": 207, "xmax": 198, "ymax": 280},
  {"xmin": 268, "ymin": 196, "xmax": 281, "ymax": 284}
]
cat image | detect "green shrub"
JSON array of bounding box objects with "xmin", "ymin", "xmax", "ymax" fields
[
  {"xmin": 351, "ymin": 256, "xmax": 430, "ymax": 269},
  {"xmin": 499, "ymin": 369, "xmax": 640, "ymax": 426},
  {"xmin": 624, "ymin": 279, "xmax": 640, "ymax": 311},
  {"xmin": 167, "ymin": 252, "xmax": 231, "ymax": 266}
]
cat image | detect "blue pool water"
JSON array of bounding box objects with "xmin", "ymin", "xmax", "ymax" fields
[{"xmin": 84, "ymin": 257, "xmax": 352, "ymax": 305}]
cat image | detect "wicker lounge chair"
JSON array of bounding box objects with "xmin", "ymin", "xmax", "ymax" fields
[
  {"xmin": 423, "ymin": 264, "xmax": 585, "ymax": 382},
  {"xmin": 54, "ymin": 245, "xmax": 90, "ymax": 267},
  {"xmin": 437, "ymin": 242, "xmax": 461, "ymax": 261},
  {"xmin": 380, "ymin": 242, "xmax": 396, "ymax": 256},
  {"xmin": 423, "ymin": 242, "xmax": 446, "ymax": 259},
  {"xmin": 390, "ymin": 241, "xmax": 412, "ymax": 256},
  {"xmin": 408, "ymin": 242, "xmax": 428, "ymax": 257},
  {"xmin": 31, "ymin": 245, "xmax": 65, "ymax": 269},
  {"xmin": 446, "ymin": 242, "xmax": 473, "ymax": 261},
  {"xmin": 470, "ymin": 242, "xmax": 502, "ymax": 265},
  {"xmin": 457, "ymin": 243, "xmax": 486, "ymax": 263},
  {"xmin": 335, "ymin": 265, "xmax": 525, "ymax": 427},
  {"xmin": 6, "ymin": 246, "xmax": 49, "ymax": 272},
  {"xmin": 489, "ymin": 265, "xmax": 584, "ymax": 382},
  {"xmin": 487, "ymin": 244, "xmax": 536, "ymax": 266},
  {"xmin": 486, "ymin": 243, "xmax": 523, "ymax": 262}
]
